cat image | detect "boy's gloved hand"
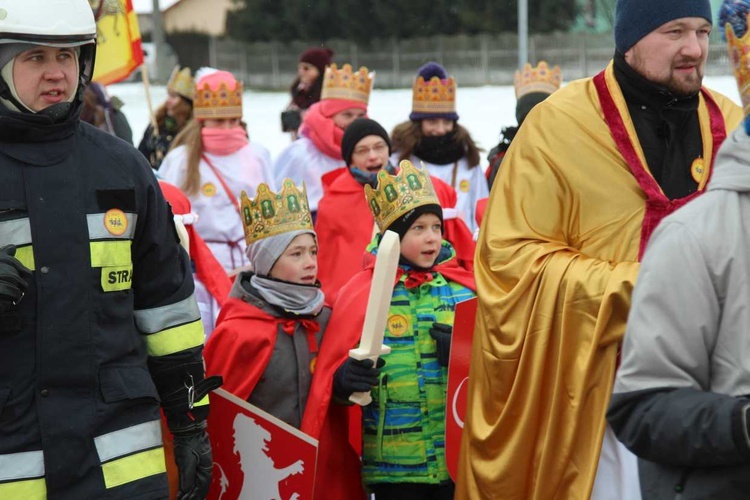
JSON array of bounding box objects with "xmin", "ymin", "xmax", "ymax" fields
[
  {"xmin": 429, "ymin": 322, "xmax": 453, "ymax": 367},
  {"xmin": 333, "ymin": 357, "xmax": 384, "ymax": 400}
]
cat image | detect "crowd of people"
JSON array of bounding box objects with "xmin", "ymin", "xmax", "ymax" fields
[{"xmin": 4, "ymin": 0, "xmax": 750, "ymax": 498}]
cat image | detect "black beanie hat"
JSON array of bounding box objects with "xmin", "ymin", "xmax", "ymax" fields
[
  {"xmin": 515, "ymin": 91, "xmax": 550, "ymax": 126},
  {"xmin": 341, "ymin": 118, "xmax": 392, "ymax": 167},
  {"xmin": 614, "ymin": 0, "xmax": 712, "ymax": 54},
  {"xmin": 387, "ymin": 204, "xmax": 444, "ymax": 240}
]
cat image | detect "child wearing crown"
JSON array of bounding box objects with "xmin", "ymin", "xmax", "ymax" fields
[
  {"xmin": 308, "ymin": 161, "xmax": 476, "ymax": 499},
  {"xmin": 160, "ymin": 69, "xmax": 274, "ymax": 274},
  {"xmin": 315, "ymin": 118, "xmax": 476, "ymax": 303},
  {"xmin": 274, "ymin": 63, "xmax": 372, "ymax": 219},
  {"xmin": 391, "ymin": 62, "xmax": 488, "ymax": 234},
  {"xmin": 486, "ymin": 61, "xmax": 562, "ymax": 189},
  {"xmin": 204, "ymin": 179, "xmax": 370, "ymax": 499},
  {"xmin": 138, "ymin": 66, "xmax": 194, "ymax": 169}
]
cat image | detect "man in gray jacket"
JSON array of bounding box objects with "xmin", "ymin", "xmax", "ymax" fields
[
  {"xmin": 608, "ymin": 127, "xmax": 750, "ymax": 499},
  {"xmin": 607, "ymin": 5, "xmax": 750, "ymax": 496}
]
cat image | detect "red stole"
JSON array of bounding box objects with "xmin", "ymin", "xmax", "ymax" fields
[{"xmin": 593, "ymin": 70, "xmax": 727, "ymax": 259}]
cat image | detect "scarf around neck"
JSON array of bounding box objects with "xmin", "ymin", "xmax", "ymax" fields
[
  {"xmin": 201, "ymin": 127, "xmax": 249, "ymax": 156},
  {"xmin": 413, "ymin": 130, "xmax": 465, "ymax": 165},
  {"xmin": 250, "ymin": 274, "xmax": 325, "ymax": 316},
  {"xmin": 300, "ymin": 103, "xmax": 344, "ymax": 160},
  {"xmin": 348, "ymin": 161, "xmax": 396, "ymax": 187}
]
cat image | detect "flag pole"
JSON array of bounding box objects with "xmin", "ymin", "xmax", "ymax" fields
[{"xmin": 141, "ymin": 63, "xmax": 159, "ymax": 135}]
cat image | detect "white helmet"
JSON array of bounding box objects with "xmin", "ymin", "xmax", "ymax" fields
[{"xmin": 0, "ymin": 0, "xmax": 96, "ymax": 46}]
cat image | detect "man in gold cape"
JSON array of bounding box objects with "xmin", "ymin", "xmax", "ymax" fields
[{"xmin": 456, "ymin": 0, "xmax": 743, "ymax": 498}]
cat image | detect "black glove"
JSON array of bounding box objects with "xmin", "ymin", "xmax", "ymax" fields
[
  {"xmin": 173, "ymin": 422, "xmax": 213, "ymax": 500},
  {"xmin": 429, "ymin": 322, "xmax": 453, "ymax": 367},
  {"xmin": 0, "ymin": 245, "xmax": 31, "ymax": 335},
  {"xmin": 333, "ymin": 357, "xmax": 384, "ymax": 400}
]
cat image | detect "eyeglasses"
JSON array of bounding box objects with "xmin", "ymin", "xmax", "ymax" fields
[{"xmin": 352, "ymin": 142, "xmax": 388, "ymax": 157}]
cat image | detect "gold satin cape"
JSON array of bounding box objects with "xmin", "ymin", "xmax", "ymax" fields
[{"xmin": 455, "ymin": 63, "xmax": 742, "ymax": 499}]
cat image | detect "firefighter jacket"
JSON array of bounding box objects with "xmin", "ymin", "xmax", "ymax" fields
[{"xmin": 0, "ymin": 106, "xmax": 207, "ymax": 499}]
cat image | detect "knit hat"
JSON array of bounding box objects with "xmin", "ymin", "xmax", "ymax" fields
[
  {"xmin": 247, "ymin": 229, "xmax": 316, "ymax": 276},
  {"xmin": 193, "ymin": 70, "xmax": 243, "ymax": 120},
  {"xmin": 300, "ymin": 47, "xmax": 334, "ymax": 74},
  {"xmin": 387, "ymin": 204, "xmax": 444, "ymax": 241},
  {"xmin": 410, "ymin": 62, "xmax": 459, "ymax": 121},
  {"xmin": 341, "ymin": 118, "xmax": 391, "ymax": 166},
  {"xmin": 614, "ymin": 0, "xmax": 712, "ymax": 53}
]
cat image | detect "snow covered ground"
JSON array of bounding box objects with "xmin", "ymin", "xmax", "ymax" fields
[{"xmin": 111, "ymin": 74, "xmax": 741, "ymax": 169}]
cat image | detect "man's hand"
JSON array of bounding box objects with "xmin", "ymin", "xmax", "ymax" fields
[
  {"xmin": 173, "ymin": 423, "xmax": 213, "ymax": 500},
  {"xmin": 429, "ymin": 322, "xmax": 453, "ymax": 367},
  {"xmin": 0, "ymin": 245, "xmax": 31, "ymax": 335}
]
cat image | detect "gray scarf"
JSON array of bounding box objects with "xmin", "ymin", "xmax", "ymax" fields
[{"xmin": 249, "ymin": 274, "xmax": 324, "ymax": 315}]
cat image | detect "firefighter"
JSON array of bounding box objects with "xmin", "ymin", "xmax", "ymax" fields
[{"xmin": 0, "ymin": 1, "xmax": 220, "ymax": 498}]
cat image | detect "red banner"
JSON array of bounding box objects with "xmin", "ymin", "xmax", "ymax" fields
[
  {"xmin": 445, "ymin": 297, "xmax": 477, "ymax": 480},
  {"xmin": 207, "ymin": 389, "xmax": 318, "ymax": 500}
]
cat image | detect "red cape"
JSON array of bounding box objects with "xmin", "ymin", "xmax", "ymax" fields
[
  {"xmin": 303, "ymin": 249, "xmax": 476, "ymax": 460},
  {"xmin": 475, "ymin": 197, "xmax": 488, "ymax": 229},
  {"xmin": 315, "ymin": 168, "xmax": 475, "ymax": 302},
  {"xmin": 159, "ymin": 181, "xmax": 231, "ymax": 306},
  {"xmin": 205, "ymin": 297, "xmax": 366, "ymax": 500}
]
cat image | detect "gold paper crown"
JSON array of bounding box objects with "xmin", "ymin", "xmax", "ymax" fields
[
  {"xmin": 412, "ymin": 75, "xmax": 457, "ymax": 115},
  {"xmin": 320, "ymin": 63, "xmax": 373, "ymax": 105},
  {"xmin": 514, "ymin": 61, "xmax": 562, "ymax": 99},
  {"xmin": 167, "ymin": 66, "xmax": 194, "ymax": 101},
  {"xmin": 726, "ymin": 17, "xmax": 750, "ymax": 116},
  {"xmin": 193, "ymin": 79, "xmax": 243, "ymax": 120},
  {"xmin": 240, "ymin": 179, "xmax": 314, "ymax": 246},
  {"xmin": 365, "ymin": 160, "xmax": 440, "ymax": 233}
]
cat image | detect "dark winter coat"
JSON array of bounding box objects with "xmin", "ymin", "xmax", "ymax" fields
[{"xmin": 0, "ymin": 101, "xmax": 206, "ymax": 499}]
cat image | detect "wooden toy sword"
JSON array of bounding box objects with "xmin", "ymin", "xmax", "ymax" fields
[{"xmin": 348, "ymin": 230, "xmax": 400, "ymax": 405}]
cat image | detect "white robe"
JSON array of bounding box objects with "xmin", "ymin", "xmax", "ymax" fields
[
  {"xmin": 274, "ymin": 136, "xmax": 342, "ymax": 212},
  {"xmin": 391, "ymin": 153, "xmax": 488, "ymax": 233},
  {"xmin": 159, "ymin": 143, "xmax": 274, "ymax": 272}
]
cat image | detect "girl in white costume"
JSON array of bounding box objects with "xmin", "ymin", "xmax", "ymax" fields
[
  {"xmin": 391, "ymin": 62, "xmax": 488, "ymax": 233},
  {"xmin": 274, "ymin": 63, "xmax": 372, "ymax": 218},
  {"xmin": 160, "ymin": 69, "xmax": 274, "ymax": 272}
]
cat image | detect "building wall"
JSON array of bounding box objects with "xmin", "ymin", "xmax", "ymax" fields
[{"xmin": 163, "ymin": 0, "xmax": 233, "ymax": 36}]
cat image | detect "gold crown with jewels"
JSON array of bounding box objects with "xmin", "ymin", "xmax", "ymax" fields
[
  {"xmin": 514, "ymin": 61, "xmax": 562, "ymax": 99},
  {"xmin": 240, "ymin": 180, "xmax": 313, "ymax": 246},
  {"xmin": 412, "ymin": 74, "xmax": 457, "ymax": 115},
  {"xmin": 320, "ymin": 63, "xmax": 374, "ymax": 104},
  {"xmin": 365, "ymin": 160, "xmax": 440, "ymax": 233},
  {"xmin": 726, "ymin": 17, "xmax": 750, "ymax": 116},
  {"xmin": 167, "ymin": 66, "xmax": 194, "ymax": 101},
  {"xmin": 193, "ymin": 78, "xmax": 243, "ymax": 120}
]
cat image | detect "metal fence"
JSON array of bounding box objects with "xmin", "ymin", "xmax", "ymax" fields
[{"xmin": 210, "ymin": 31, "xmax": 734, "ymax": 90}]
